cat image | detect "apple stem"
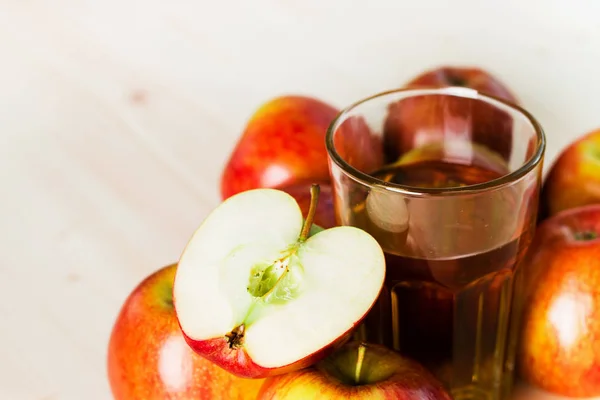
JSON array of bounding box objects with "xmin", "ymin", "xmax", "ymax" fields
[
  {"xmin": 299, "ymin": 184, "xmax": 320, "ymax": 242},
  {"xmin": 354, "ymin": 342, "xmax": 367, "ymax": 385}
]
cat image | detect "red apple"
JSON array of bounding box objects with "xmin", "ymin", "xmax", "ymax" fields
[
  {"xmin": 107, "ymin": 264, "xmax": 264, "ymax": 399},
  {"xmin": 279, "ymin": 182, "xmax": 336, "ymax": 229},
  {"xmin": 173, "ymin": 187, "xmax": 386, "ymax": 379},
  {"xmin": 540, "ymin": 128, "xmax": 600, "ymax": 219},
  {"xmin": 519, "ymin": 204, "xmax": 600, "ymax": 397},
  {"xmin": 383, "ymin": 66, "xmax": 518, "ymax": 164},
  {"xmin": 256, "ymin": 341, "xmax": 452, "ymax": 399},
  {"xmin": 220, "ymin": 95, "xmax": 340, "ymax": 200}
]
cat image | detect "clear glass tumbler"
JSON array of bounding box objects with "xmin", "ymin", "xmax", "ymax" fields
[{"xmin": 326, "ymin": 87, "xmax": 545, "ymax": 400}]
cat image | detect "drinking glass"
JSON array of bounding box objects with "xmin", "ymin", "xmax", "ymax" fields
[{"xmin": 325, "ymin": 87, "xmax": 545, "ymax": 400}]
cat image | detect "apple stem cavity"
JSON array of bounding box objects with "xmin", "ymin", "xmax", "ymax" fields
[
  {"xmin": 446, "ymin": 72, "xmax": 466, "ymax": 86},
  {"xmin": 299, "ymin": 184, "xmax": 321, "ymax": 242},
  {"xmin": 354, "ymin": 343, "xmax": 367, "ymax": 385},
  {"xmin": 574, "ymin": 231, "xmax": 598, "ymax": 241}
]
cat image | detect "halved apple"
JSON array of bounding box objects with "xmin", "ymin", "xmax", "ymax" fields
[{"xmin": 173, "ymin": 185, "xmax": 386, "ymax": 379}]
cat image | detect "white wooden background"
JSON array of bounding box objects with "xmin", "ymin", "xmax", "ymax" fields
[{"xmin": 1, "ymin": 1, "xmax": 599, "ymax": 399}]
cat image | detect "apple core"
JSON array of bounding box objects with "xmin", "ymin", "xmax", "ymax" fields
[
  {"xmin": 230, "ymin": 185, "xmax": 323, "ymax": 344},
  {"xmin": 246, "ymin": 185, "xmax": 320, "ymax": 301}
]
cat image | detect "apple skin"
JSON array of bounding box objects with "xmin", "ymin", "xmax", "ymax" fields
[
  {"xmin": 107, "ymin": 264, "xmax": 264, "ymax": 399},
  {"xmin": 403, "ymin": 66, "xmax": 517, "ymax": 103},
  {"xmin": 220, "ymin": 95, "xmax": 340, "ymax": 200},
  {"xmin": 279, "ymin": 182, "xmax": 337, "ymax": 228},
  {"xmin": 181, "ymin": 323, "xmax": 355, "ymax": 380},
  {"xmin": 383, "ymin": 66, "xmax": 518, "ymax": 163},
  {"xmin": 540, "ymin": 128, "xmax": 600, "ymax": 219},
  {"xmin": 256, "ymin": 341, "xmax": 452, "ymax": 400},
  {"xmin": 518, "ymin": 204, "xmax": 600, "ymax": 397}
]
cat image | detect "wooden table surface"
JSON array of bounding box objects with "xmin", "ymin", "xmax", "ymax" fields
[{"xmin": 1, "ymin": 1, "xmax": 599, "ymax": 399}]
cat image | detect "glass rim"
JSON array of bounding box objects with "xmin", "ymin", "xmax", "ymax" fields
[{"xmin": 325, "ymin": 86, "xmax": 546, "ymax": 196}]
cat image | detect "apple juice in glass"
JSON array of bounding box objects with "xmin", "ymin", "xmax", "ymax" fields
[{"xmin": 325, "ymin": 87, "xmax": 545, "ymax": 400}]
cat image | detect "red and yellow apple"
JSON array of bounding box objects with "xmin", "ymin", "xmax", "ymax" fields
[
  {"xmin": 220, "ymin": 95, "xmax": 340, "ymax": 200},
  {"xmin": 383, "ymin": 66, "xmax": 518, "ymax": 163},
  {"xmin": 257, "ymin": 341, "xmax": 452, "ymax": 399},
  {"xmin": 107, "ymin": 264, "xmax": 264, "ymax": 399},
  {"xmin": 173, "ymin": 187, "xmax": 386, "ymax": 379},
  {"xmin": 519, "ymin": 204, "xmax": 600, "ymax": 397},
  {"xmin": 540, "ymin": 128, "xmax": 600, "ymax": 219}
]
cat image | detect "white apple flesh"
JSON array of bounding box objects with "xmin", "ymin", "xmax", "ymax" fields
[{"xmin": 174, "ymin": 186, "xmax": 386, "ymax": 379}]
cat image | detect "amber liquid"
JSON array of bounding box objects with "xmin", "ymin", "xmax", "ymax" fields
[{"xmin": 351, "ymin": 158, "xmax": 536, "ymax": 400}]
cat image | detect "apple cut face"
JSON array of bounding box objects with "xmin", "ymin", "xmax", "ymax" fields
[{"xmin": 174, "ymin": 188, "xmax": 385, "ymax": 377}]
